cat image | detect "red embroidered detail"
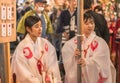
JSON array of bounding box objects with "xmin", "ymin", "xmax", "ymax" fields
[
  {"xmin": 83, "ymin": 45, "xmax": 89, "ymax": 58},
  {"xmin": 98, "ymin": 73, "xmax": 107, "ymax": 83},
  {"xmin": 91, "ymin": 40, "xmax": 98, "ymax": 51},
  {"xmin": 45, "ymin": 43, "xmax": 48, "ymax": 52},
  {"xmin": 74, "ymin": 39, "xmax": 77, "ymax": 44},
  {"xmin": 37, "ymin": 60, "xmax": 43, "ymax": 75},
  {"xmin": 23, "ymin": 47, "xmax": 33, "ymax": 59},
  {"xmin": 34, "ymin": 51, "xmax": 44, "ymax": 75}
]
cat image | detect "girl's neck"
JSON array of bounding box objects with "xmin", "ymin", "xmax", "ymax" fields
[
  {"xmin": 84, "ymin": 33, "xmax": 90, "ymax": 38},
  {"xmin": 29, "ymin": 34, "xmax": 37, "ymax": 43}
]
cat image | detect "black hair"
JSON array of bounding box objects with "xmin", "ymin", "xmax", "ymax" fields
[
  {"xmin": 23, "ymin": 15, "xmax": 41, "ymax": 38},
  {"xmin": 84, "ymin": 0, "xmax": 94, "ymax": 9},
  {"xmin": 24, "ymin": 15, "xmax": 41, "ymax": 29},
  {"xmin": 21, "ymin": 7, "xmax": 32, "ymax": 16},
  {"xmin": 25, "ymin": 1, "xmax": 30, "ymax": 5},
  {"xmin": 34, "ymin": 0, "xmax": 47, "ymax": 3},
  {"xmin": 84, "ymin": 12, "xmax": 94, "ymax": 23},
  {"xmin": 25, "ymin": 7, "xmax": 32, "ymax": 13},
  {"xmin": 94, "ymin": 5, "xmax": 103, "ymax": 14}
]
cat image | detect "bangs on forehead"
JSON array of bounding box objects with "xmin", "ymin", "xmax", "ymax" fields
[
  {"xmin": 84, "ymin": 12, "xmax": 94, "ymax": 23},
  {"xmin": 84, "ymin": 18, "xmax": 94, "ymax": 23},
  {"xmin": 84, "ymin": 15, "xmax": 94, "ymax": 23},
  {"xmin": 89, "ymin": 18, "xmax": 94, "ymax": 23}
]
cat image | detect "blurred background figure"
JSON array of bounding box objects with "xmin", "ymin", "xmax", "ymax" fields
[
  {"xmin": 114, "ymin": 17, "xmax": 120, "ymax": 83},
  {"xmin": 94, "ymin": 5, "xmax": 104, "ymax": 15},
  {"xmin": 43, "ymin": 3, "xmax": 54, "ymax": 44},
  {"xmin": 50, "ymin": 7, "xmax": 62, "ymax": 60},
  {"xmin": 21, "ymin": 1, "xmax": 32, "ymax": 16},
  {"xmin": 57, "ymin": 0, "xmax": 77, "ymax": 46},
  {"xmin": 63, "ymin": 0, "xmax": 70, "ymax": 10},
  {"xmin": 17, "ymin": 0, "xmax": 48, "ymax": 40}
]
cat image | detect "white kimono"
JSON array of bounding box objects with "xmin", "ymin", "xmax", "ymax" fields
[
  {"xmin": 11, "ymin": 34, "xmax": 62, "ymax": 83},
  {"xmin": 62, "ymin": 32, "xmax": 116, "ymax": 83}
]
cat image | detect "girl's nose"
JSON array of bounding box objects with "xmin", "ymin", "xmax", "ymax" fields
[{"xmin": 39, "ymin": 27, "xmax": 42, "ymax": 31}]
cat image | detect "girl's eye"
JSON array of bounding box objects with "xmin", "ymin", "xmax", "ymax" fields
[
  {"xmin": 85, "ymin": 22, "xmax": 89, "ymax": 25},
  {"xmin": 35, "ymin": 26, "xmax": 39, "ymax": 28}
]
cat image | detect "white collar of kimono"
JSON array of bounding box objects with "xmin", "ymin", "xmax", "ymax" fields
[
  {"xmin": 25, "ymin": 34, "xmax": 43, "ymax": 58},
  {"xmin": 25, "ymin": 34, "xmax": 39, "ymax": 45}
]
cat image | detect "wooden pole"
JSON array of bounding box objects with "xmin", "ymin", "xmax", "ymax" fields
[
  {"xmin": 0, "ymin": 0, "xmax": 16, "ymax": 82},
  {"xmin": 77, "ymin": 0, "xmax": 84, "ymax": 83},
  {"xmin": 0, "ymin": 44, "xmax": 6, "ymax": 83},
  {"xmin": 4, "ymin": 42, "xmax": 12, "ymax": 83}
]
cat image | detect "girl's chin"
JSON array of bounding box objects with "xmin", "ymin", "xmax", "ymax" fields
[
  {"xmin": 85, "ymin": 33, "xmax": 91, "ymax": 37},
  {"xmin": 37, "ymin": 34, "xmax": 41, "ymax": 37}
]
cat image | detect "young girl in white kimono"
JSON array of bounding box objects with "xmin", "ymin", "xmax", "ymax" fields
[
  {"xmin": 62, "ymin": 13, "xmax": 116, "ymax": 83},
  {"xmin": 11, "ymin": 16, "xmax": 62, "ymax": 83}
]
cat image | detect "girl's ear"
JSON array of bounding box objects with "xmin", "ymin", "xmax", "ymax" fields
[{"xmin": 26, "ymin": 26, "xmax": 31, "ymax": 33}]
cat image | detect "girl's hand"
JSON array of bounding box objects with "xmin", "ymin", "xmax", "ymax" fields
[
  {"xmin": 74, "ymin": 48, "xmax": 80, "ymax": 56},
  {"xmin": 77, "ymin": 58, "xmax": 86, "ymax": 67}
]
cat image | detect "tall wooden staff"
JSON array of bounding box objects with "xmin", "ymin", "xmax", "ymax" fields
[{"xmin": 77, "ymin": 0, "xmax": 84, "ymax": 83}]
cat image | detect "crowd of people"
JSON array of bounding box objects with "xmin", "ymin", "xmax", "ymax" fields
[{"xmin": 11, "ymin": 0, "xmax": 120, "ymax": 82}]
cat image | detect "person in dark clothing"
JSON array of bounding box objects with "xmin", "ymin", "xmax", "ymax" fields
[
  {"xmin": 50, "ymin": 7, "xmax": 62, "ymax": 60},
  {"xmin": 21, "ymin": 1, "xmax": 32, "ymax": 16},
  {"xmin": 58, "ymin": 8, "xmax": 77, "ymax": 37},
  {"xmin": 58, "ymin": 7, "xmax": 77, "ymax": 32},
  {"xmin": 57, "ymin": 0, "xmax": 77, "ymax": 45},
  {"xmin": 84, "ymin": 0, "xmax": 110, "ymax": 44}
]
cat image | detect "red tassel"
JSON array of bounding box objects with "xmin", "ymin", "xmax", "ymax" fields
[{"xmin": 37, "ymin": 60, "xmax": 43, "ymax": 75}]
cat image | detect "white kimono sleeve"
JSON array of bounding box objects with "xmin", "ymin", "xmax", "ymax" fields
[
  {"xmin": 62, "ymin": 39, "xmax": 77, "ymax": 83},
  {"xmin": 43, "ymin": 41, "xmax": 62, "ymax": 83},
  {"xmin": 83, "ymin": 38, "xmax": 116, "ymax": 83},
  {"xmin": 11, "ymin": 48, "xmax": 41, "ymax": 83}
]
